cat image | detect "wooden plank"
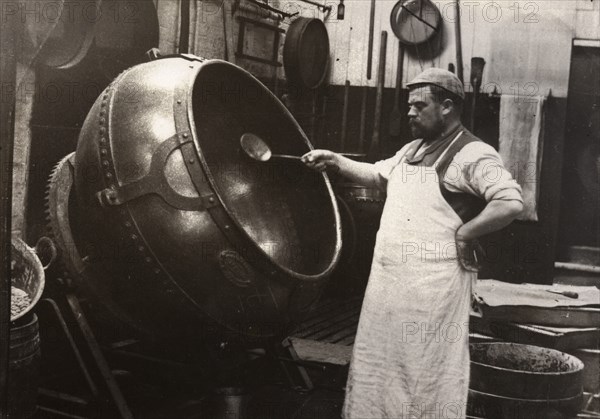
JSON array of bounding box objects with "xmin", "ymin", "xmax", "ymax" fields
[
  {"xmin": 293, "ymin": 306, "xmax": 361, "ymax": 339},
  {"xmin": 321, "ymin": 315, "xmax": 360, "ymax": 344},
  {"xmin": 289, "ymin": 337, "xmax": 353, "ymax": 365},
  {"xmin": 290, "ymin": 297, "xmax": 361, "ymax": 334},
  {"xmin": 480, "ymin": 305, "xmax": 600, "ymax": 328},
  {"xmin": 302, "ymin": 311, "xmax": 360, "ymax": 341}
]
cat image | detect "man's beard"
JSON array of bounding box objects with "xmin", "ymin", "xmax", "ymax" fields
[{"xmin": 409, "ymin": 119, "xmax": 444, "ymax": 141}]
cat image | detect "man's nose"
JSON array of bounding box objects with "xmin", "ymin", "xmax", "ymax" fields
[{"xmin": 407, "ymin": 106, "xmax": 417, "ymax": 117}]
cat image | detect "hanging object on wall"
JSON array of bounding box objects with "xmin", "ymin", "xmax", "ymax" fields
[
  {"xmin": 369, "ymin": 31, "xmax": 387, "ymax": 161},
  {"xmin": 389, "ymin": 40, "xmax": 405, "ymax": 137},
  {"xmin": 337, "ymin": 0, "xmax": 345, "ymax": 20},
  {"xmin": 366, "ymin": 0, "xmax": 376, "ymax": 79},
  {"xmin": 36, "ymin": 0, "xmax": 159, "ymax": 77},
  {"xmin": 469, "ymin": 57, "xmax": 486, "ymax": 132},
  {"xmin": 390, "ymin": 0, "xmax": 441, "ymax": 46},
  {"xmin": 454, "ymin": 0, "xmax": 464, "ymax": 82},
  {"xmin": 283, "ymin": 17, "xmax": 330, "ymax": 89},
  {"xmin": 236, "ymin": 17, "xmax": 284, "ymax": 67},
  {"xmin": 35, "ymin": 0, "xmax": 99, "ymax": 69}
]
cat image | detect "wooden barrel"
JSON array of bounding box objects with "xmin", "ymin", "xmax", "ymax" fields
[{"xmin": 7, "ymin": 314, "xmax": 41, "ymax": 418}]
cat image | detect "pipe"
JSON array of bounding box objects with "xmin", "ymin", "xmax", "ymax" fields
[
  {"xmin": 359, "ymin": 88, "xmax": 368, "ymax": 153},
  {"xmin": 340, "ymin": 80, "xmax": 350, "ymax": 151},
  {"xmin": 369, "ymin": 31, "xmax": 387, "ymax": 160},
  {"xmin": 366, "ymin": 0, "xmax": 376, "ymax": 80},
  {"xmin": 454, "ymin": 0, "xmax": 464, "ymax": 82}
]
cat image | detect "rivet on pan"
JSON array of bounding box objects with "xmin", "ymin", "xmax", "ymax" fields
[
  {"xmin": 131, "ymin": 234, "xmax": 138, "ymax": 240},
  {"xmin": 124, "ymin": 221, "xmax": 132, "ymax": 228},
  {"xmin": 177, "ymin": 99, "xmax": 182, "ymax": 104},
  {"xmin": 100, "ymin": 137, "xmax": 107, "ymax": 144},
  {"xmin": 224, "ymin": 225, "xmax": 231, "ymax": 231},
  {"xmin": 99, "ymin": 111, "xmax": 105, "ymax": 117},
  {"xmin": 189, "ymin": 158, "xmax": 195, "ymax": 164},
  {"xmin": 102, "ymin": 160, "xmax": 109, "ymax": 167},
  {"xmin": 208, "ymin": 197, "xmax": 215, "ymax": 203},
  {"xmin": 154, "ymin": 268, "xmax": 161, "ymax": 275},
  {"xmin": 182, "ymin": 133, "xmax": 189, "ymax": 138},
  {"xmin": 99, "ymin": 118, "xmax": 106, "ymax": 125},
  {"xmin": 100, "ymin": 149, "xmax": 107, "ymax": 156},
  {"xmin": 145, "ymin": 257, "xmax": 152, "ymax": 263},
  {"xmin": 99, "ymin": 127, "xmax": 106, "ymax": 134},
  {"xmin": 105, "ymin": 172, "xmax": 113, "ymax": 179},
  {"xmin": 138, "ymin": 246, "xmax": 145, "ymax": 252}
]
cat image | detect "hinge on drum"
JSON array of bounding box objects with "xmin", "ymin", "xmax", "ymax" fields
[{"xmin": 95, "ymin": 131, "xmax": 217, "ymax": 211}]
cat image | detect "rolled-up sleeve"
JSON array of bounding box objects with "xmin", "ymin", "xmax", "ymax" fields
[{"xmin": 443, "ymin": 142, "xmax": 523, "ymax": 203}]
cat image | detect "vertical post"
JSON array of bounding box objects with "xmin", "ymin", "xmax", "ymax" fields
[
  {"xmin": 369, "ymin": 31, "xmax": 387, "ymax": 160},
  {"xmin": 454, "ymin": 0, "xmax": 464, "ymax": 82},
  {"xmin": 340, "ymin": 80, "xmax": 350, "ymax": 151},
  {"xmin": 0, "ymin": 4, "xmax": 18, "ymax": 417}
]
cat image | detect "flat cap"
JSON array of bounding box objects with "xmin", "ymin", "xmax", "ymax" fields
[{"xmin": 406, "ymin": 68, "xmax": 465, "ymax": 99}]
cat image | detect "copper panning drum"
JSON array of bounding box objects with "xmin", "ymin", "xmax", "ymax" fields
[{"xmin": 73, "ymin": 55, "xmax": 342, "ymax": 341}]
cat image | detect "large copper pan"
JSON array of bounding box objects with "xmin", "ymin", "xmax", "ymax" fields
[{"xmin": 72, "ymin": 55, "xmax": 342, "ymax": 341}]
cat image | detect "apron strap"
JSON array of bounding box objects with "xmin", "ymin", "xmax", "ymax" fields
[{"xmin": 435, "ymin": 130, "xmax": 487, "ymax": 224}]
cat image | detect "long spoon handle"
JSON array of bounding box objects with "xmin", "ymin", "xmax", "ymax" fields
[{"xmin": 271, "ymin": 154, "xmax": 301, "ymax": 160}]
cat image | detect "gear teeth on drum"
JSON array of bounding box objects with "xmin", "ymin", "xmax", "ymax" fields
[{"xmin": 44, "ymin": 153, "xmax": 78, "ymax": 284}]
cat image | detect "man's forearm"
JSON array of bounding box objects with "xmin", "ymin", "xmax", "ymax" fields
[
  {"xmin": 456, "ymin": 200, "xmax": 523, "ymax": 240},
  {"xmin": 335, "ymin": 156, "xmax": 381, "ymax": 188}
]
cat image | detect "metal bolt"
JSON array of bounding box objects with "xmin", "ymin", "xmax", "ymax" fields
[
  {"xmin": 131, "ymin": 234, "xmax": 138, "ymax": 240},
  {"xmin": 177, "ymin": 99, "xmax": 182, "ymax": 104},
  {"xmin": 105, "ymin": 172, "xmax": 113, "ymax": 179},
  {"xmin": 188, "ymin": 158, "xmax": 195, "ymax": 164},
  {"xmin": 124, "ymin": 221, "xmax": 132, "ymax": 228},
  {"xmin": 182, "ymin": 133, "xmax": 189, "ymax": 138},
  {"xmin": 100, "ymin": 149, "xmax": 107, "ymax": 155},
  {"xmin": 208, "ymin": 197, "xmax": 215, "ymax": 203},
  {"xmin": 102, "ymin": 160, "xmax": 109, "ymax": 167}
]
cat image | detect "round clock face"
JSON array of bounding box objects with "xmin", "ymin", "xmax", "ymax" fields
[{"xmin": 391, "ymin": 0, "xmax": 442, "ymax": 45}]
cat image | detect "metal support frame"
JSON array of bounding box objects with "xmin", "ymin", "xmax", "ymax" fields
[
  {"xmin": 37, "ymin": 295, "xmax": 133, "ymax": 419},
  {"xmin": 271, "ymin": 338, "xmax": 314, "ymax": 391}
]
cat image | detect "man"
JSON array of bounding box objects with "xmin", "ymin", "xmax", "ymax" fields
[{"xmin": 302, "ymin": 68, "xmax": 523, "ymax": 418}]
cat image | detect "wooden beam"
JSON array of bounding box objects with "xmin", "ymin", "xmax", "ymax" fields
[{"xmin": 0, "ymin": 4, "xmax": 18, "ymax": 417}]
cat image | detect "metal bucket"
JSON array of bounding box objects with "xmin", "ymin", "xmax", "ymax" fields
[
  {"xmin": 325, "ymin": 183, "xmax": 385, "ymax": 296},
  {"xmin": 5, "ymin": 314, "xmax": 42, "ymax": 419},
  {"xmin": 10, "ymin": 237, "xmax": 48, "ymax": 322},
  {"xmin": 470, "ymin": 342, "xmax": 585, "ymax": 400}
]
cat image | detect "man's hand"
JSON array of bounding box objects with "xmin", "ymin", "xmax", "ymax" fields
[
  {"xmin": 456, "ymin": 237, "xmax": 484, "ymax": 272},
  {"xmin": 301, "ymin": 149, "xmax": 382, "ymax": 188},
  {"xmin": 301, "ymin": 150, "xmax": 340, "ymax": 172}
]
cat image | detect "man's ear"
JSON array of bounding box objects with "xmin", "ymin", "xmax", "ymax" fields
[{"xmin": 441, "ymin": 98, "xmax": 454, "ymax": 116}]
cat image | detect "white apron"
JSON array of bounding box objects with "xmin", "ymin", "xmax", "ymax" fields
[{"xmin": 343, "ymin": 135, "xmax": 475, "ymax": 419}]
